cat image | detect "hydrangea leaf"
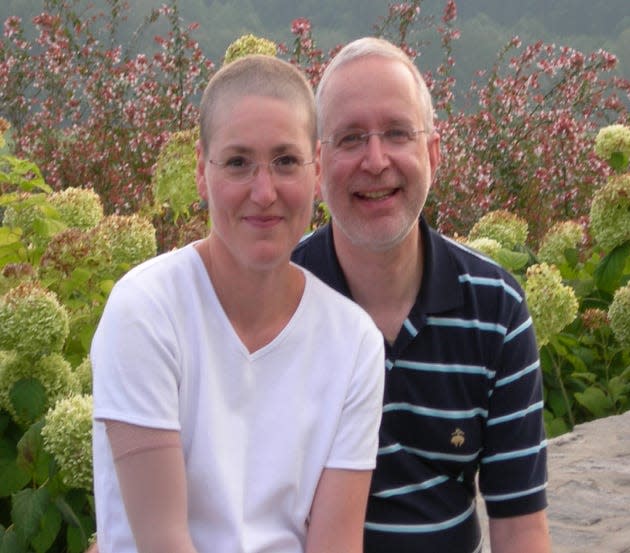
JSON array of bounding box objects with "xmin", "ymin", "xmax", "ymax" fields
[
  {"xmin": 29, "ymin": 501, "xmax": 61, "ymax": 553},
  {"xmin": 11, "ymin": 487, "xmax": 49, "ymax": 544},
  {"xmin": 0, "ymin": 227, "xmax": 23, "ymax": 248},
  {"xmin": 609, "ymin": 151, "xmax": 628, "ymax": 173},
  {"xmin": 0, "ymin": 439, "xmax": 30, "ymax": 497},
  {"xmin": 494, "ymin": 249, "xmax": 530, "ymax": 271},
  {"xmin": 594, "ymin": 240, "xmax": 630, "ymax": 293},
  {"xmin": 574, "ymin": 386, "xmax": 613, "ymax": 418},
  {"xmin": 0, "ymin": 525, "xmax": 23, "ymax": 553},
  {"xmin": 546, "ymin": 389, "xmax": 568, "ymax": 418},
  {"xmin": 9, "ymin": 379, "xmax": 47, "ymax": 425},
  {"xmin": 17, "ymin": 420, "xmax": 51, "ymax": 485}
]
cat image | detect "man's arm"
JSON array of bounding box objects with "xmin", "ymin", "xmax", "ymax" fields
[
  {"xmin": 489, "ymin": 511, "xmax": 551, "ymax": 553},
  {"xmin": 305, "ymin": 468, "xmax": 372, "ymax": 553}
]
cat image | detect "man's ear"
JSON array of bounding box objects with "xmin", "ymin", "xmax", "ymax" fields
[
  {"xmin": 195, "ymin": 140, "xmax": 208, "ymax": 201},
  {"xmin": 428, "ymin": 132, "xmax": 441, "ymax": 177},
  {"xmin": 314, "ymin": 140, "xmax": 322, "ymax": 201}
]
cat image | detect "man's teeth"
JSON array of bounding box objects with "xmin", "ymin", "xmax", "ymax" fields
[{"xmin": 360, "ymin": 190, "xmax": 392, "ymax": 199}]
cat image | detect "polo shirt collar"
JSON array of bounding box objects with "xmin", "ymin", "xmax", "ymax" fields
[{"xmin": 319, "ymin": 216, "xmax": 463, "ymax": 318}]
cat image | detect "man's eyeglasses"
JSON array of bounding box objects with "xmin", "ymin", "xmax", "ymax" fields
[
  {"xmin": 321, "ymin": 127, "xmax": 427, "ymax": 157},
  {"xmin": 208, "ymin": 154, "xmax": 315, "ymax": 185}
]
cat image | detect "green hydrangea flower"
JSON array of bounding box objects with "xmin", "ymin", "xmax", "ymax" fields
[
  {"xmin": 589, "ymin": 174, "xmax": 630, "ymax": 251},
  {"xmin": 224, "ymin": 34, "xmax": 277, "ymax": 65},
  {"xmin": 464, "ymin": 237, "xmax": 502, "ymax": 261},
  {"xmin": 49, "ymin": 187, "xmax": 104, "ymax": 230},
  {"xmin": 608, "ymin": 283, "xmax": 630, "ymax": 348},
  {"xmin": 152, "ymin": 129, "xmax": 199, "ymax": 221},
  {"xmin": 537, "ymin": 221, "xmax": 584, "ymax": 265},
  {"xmin": 0, "ymin": 282, "xmax": 69, "ymax": 359},
  {"xmin": 41, "ymin": 394, "xmax": 93, "ymax": 490},
  {"xmin": 594, "ymin": 124, "xmax": 630, "ymax": 161},
  {"xmin": 2, "ymin": 193, "xmax": 63, "ymax": 249},
  {"xmin": 74, "ymin": 356, "xmax": 92, "ymax": 395},
  {"xmin": 524, "ymin": 263, "xmax": 579, "ymax": 347},
  {"xmin": 468, "ymin": 209, "xmax": 528, "ymax": 250},
  {"xmin": 0, "ymin": 351, "xmax": 79, "ymax": 426},
  {"xmin": 94, "ymin": 214, "xmax": 157, "ymax": 271}
]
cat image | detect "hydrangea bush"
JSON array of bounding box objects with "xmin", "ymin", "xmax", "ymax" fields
[
  {"xmin": 462, "ymin": 122, "xmax": 630, "ymax": 436},
  {"xmin": 0, "ymin": 120, "xmax": 158, "ymax": 552}
]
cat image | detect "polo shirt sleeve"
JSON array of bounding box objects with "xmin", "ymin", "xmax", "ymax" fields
[{"xmin": 478, "ymin": 290, "xmax": 548, "ymax": 517}]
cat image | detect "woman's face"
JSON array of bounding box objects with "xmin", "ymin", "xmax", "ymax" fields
[{"xmin": 196, "ymin": 95, "xmax": 319, "ymax": 273}]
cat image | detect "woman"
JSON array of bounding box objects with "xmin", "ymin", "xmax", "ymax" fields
[{"xmin": 91, "ymin": 55, "xmax": 384, "ymax": 553}]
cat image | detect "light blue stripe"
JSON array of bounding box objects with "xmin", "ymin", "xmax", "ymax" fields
[
  {"xmin": 504, "ymin": 317, "xmax": 533, "ymax": 343},
  {"xmin": 482, "ymin": 440, "xmax": 548, "ymax": 464},
  {"xmin": 385, "ymin": 358, "xmax": 394, "ymax": 371},
  {"xmin": 426, "ymin": 316, "xmax": 507, "ymax": 335},
  {"xmin": 403, "ymin": 318, "xmax": 418, "ymax": 337},
  {"xmin": 379, "ymin": 442, "xmax": 482, "ymax": 463},
  {"xmin": 372, "ymin": 475, "xmax": 450, "ymax": 498},
  {"xmin": 495, "ymin": 360, "xmax": 540, "ymax": 387},
  {"xmin": 383, "ymin": 402, "xmax": 488, "ymax": 420},
  {"xmin": 395, "ymin": 360, "xmax": 496, "ymax": 378},
  {"xmin": 365, "ymin": 501, "xmax": 476, "ymax": 533},
  {"xmin": 486, "ymin": 401, "xmax": 544, "ymax": 426},
  {"xmin": 484, "ymin": 482, "xmax": 547, "ymax": 502},
  {"xmin": 458, "ymin": 273, "xmax": 523, "ymax": 302}
]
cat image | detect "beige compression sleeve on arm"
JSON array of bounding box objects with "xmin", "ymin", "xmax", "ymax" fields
[{"xmin": 104, "ymin": 420, "xmax": 198, "ymax": 553}]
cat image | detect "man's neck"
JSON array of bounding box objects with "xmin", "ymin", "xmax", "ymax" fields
[{"xmin": 332, "ymin": 223, "xmax": 424, "ymax": 345}]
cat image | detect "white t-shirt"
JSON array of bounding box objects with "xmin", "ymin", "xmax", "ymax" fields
[{"xmin": 92, "ymin": 244, "xmax": 384, "ymax": 553}]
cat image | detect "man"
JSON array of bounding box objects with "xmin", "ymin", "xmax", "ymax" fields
[{"xmin": 292, "ymin": 37, "xmax": 551, "ymax": 553}]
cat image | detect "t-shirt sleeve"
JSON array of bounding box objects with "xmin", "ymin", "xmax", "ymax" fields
[
  {"xmin": 325, "ymin": 320, "xmax": 385, "ymax": 471},
  {"xmin": 91, "ymin": 277, "xmax": 182, "ymax": 431}
]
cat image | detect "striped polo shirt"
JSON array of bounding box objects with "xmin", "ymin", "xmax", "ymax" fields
[{"xmin": 292, "ymin": 218, "xmax": 548, "ymax": 553}]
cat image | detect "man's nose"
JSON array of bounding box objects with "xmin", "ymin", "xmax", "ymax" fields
[{"xmin": 360, "ymin": 133, "xmax": 391, "ymax": 173}]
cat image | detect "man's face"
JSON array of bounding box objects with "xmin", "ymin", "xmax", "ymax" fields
[{"xmin": 319, "ymin": 56, "xmax": 440, "ymax": 252}]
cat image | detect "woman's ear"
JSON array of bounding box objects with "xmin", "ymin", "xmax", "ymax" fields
[{"xmin": 195, "ymin": 140, "xmax": 208, "ymax": 202}]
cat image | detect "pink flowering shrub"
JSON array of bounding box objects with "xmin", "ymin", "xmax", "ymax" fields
[{"xmin": 0, "ymin": 0, "xmax": 213, "ymax": 215}]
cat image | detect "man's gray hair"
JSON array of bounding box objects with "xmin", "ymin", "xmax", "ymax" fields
[{"xmin": 315, "ymin": 37, "xmax": 435, "ymax": 136}]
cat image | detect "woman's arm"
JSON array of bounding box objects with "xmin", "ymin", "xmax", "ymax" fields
[
  {"xmin": 105, "ymin": 420, "xmax": 198, "ymax": 553},
  {"xmin": 305, "ymin": 468, "xmax": 372, "ymax": 553}
]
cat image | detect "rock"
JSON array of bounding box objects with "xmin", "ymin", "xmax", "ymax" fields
[{"xmin": 477, "ymin": 410, "xmax": 630, "ymax": 552}]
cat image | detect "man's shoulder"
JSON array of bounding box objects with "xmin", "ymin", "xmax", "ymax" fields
[
  {"xmin": 432, "ymin": 227, "xmax": 523, "ymax": 290},
  {"xmin": 291, "ymin": 225, "xmax": 330, "ymax": 267}
]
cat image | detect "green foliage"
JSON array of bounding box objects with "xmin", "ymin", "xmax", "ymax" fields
[
  {"xmin": 0, "ymin": 119, "xmax": 153, "ymax": 552},
  {"xmin": 152, "ymin": 129, "xmax": 199, "ymax": 222}
]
